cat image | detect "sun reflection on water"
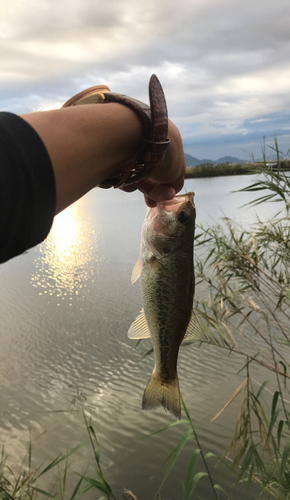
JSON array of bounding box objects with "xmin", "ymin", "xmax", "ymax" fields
[
  {"xmin": 50, "ymin": 205, "xmax": 82, "ymax": 264},
  {"xmin": 31, "ymin": 203, "xmax": 100, "ymax": 300}
]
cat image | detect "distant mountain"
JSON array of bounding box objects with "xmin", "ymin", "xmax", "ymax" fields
[
  {"xmin": 184, "ymin": 153, "xmax": 247, "ymax": 167},
  {"xmin": 184, "ymin": 154, "xmax": 212, "ymax": 166},
  {"xmin": 215, "ymin": 156, "xmax": 247, "ymax": 164}
]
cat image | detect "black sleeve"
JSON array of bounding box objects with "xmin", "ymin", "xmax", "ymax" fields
[{"xmin": 0, "ymin": 112, "xmax": 56, "ymax": 263}]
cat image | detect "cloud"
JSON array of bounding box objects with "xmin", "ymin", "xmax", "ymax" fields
[{"xmin": 1, "ymin": 0, "xmax": 290, "ymax": 157}]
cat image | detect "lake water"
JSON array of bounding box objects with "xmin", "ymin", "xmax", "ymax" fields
[{"xmin": 0, "ymin": 175, "xmax": 281, "ymax": 499}]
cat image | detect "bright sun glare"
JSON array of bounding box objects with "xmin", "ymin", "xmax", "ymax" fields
[{"xmin": 50, "ymin": 205, "xmax": 82, "ymax": 259}]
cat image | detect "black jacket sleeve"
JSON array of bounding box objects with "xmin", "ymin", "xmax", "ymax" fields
[{"xmin": 0, "ymin": 112, "xmax": 56, "ymax": 263}]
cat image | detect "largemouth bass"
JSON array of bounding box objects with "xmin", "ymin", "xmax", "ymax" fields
[{"xmin": 128, "ymin": 192, "xmax": 204, "ymax": 419}]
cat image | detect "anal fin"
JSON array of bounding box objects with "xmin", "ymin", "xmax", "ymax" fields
[{"xmin": 183, "ymin": 310, "xmax": 207, "ymax": 342}]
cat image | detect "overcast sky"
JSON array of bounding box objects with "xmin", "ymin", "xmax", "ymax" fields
[{"xmin": 1, "ymin": 0, "xmax": 290, "ymax": 160}]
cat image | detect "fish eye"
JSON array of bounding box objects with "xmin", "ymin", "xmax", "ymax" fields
[{"xmin": 178, "ymin": 210, "xmax": 190, "ymax": 223}]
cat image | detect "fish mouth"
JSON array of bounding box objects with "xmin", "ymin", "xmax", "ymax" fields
[
  {"xmin": 157, "ymin": 192, "xmax": 195, "ymax": 211},
  {"xmin": 144, "ymin": 192, "xmax": 195, "ymax": 236},
  {"xmin": 158, "ymin": 191, "xmax": 195, "ymax": 205},
  {"xmin": 156, "ymin": 192, "xmax": 195, "ymax": 216},
  {"xmin": 146, "ymin": 192, "xmax": 195, "ymax": 220}
]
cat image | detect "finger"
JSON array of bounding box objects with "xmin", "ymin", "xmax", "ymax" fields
[
  {"xmin": 138, "ymin": 179, "xmax": 176, "ymax": 204},
  {"xmin": 146, "ymin": 184, "xmax": 176, "ymax": 201},
  {"xmin": 119, "ymin": 184, "xmax": 139, "ymax": 193},
  {"xmin": 144, "ymin": 195, "xmax": 157, "ymax": 208}
]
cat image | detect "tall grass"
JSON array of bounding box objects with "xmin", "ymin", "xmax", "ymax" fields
[
  {"xmin": 192, "ymin": 142, "xmax": 290, "ymax": 498},
  {"xmin": 0, "ymin": 399, "xmax": 225, "ymax": 500},
  {"xmin": 150, "ymin": 396, "xmax": 223, "ymax": 500},
  {"xmin": 0, "ymin": 411, "xmax": 138, "ymax": 500}
]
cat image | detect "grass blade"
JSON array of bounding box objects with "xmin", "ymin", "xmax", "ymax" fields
[
  {"xmin": 32, "ymin": 487, "xmax": 56, "ymax": 498},
  {"xmin": 157, "ymin": 429, "xmax": 193, "ymax": 494}
]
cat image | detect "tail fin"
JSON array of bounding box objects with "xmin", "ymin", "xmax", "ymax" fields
[{"xmin": 142, "ymin": 370, "xmax": 181, "ymax": 420}]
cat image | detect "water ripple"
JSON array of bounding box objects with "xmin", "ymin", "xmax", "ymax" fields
[{"xmin": 0, "ymin": 184, "xmax": 274, "ymax": 500}]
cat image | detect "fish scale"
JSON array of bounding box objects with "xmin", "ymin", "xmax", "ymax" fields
[{"xmin": 142, "ymin": 258, "xmax": 190, "ymax": 378}]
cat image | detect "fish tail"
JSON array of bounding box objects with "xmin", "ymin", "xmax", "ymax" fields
[{"xmin": 142, "ymin": 369, "xmax": 181, "ymax": 420}]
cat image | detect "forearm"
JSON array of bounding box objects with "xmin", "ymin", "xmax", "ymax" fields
[{"xmin": 21, "ymin": 104, "xmax": 143, "ymax": 214}]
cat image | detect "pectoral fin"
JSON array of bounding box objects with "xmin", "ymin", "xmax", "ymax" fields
[
  {"xmin": 128, "ymin": 309, "xmax": 151, "ymax": 339},
  {"xmin": 183, "ymin": 310, "xmax": 206, "ymax": 342},
  {"xmin": 131, "ymin": 259, "xmax": 141, "ymax": 284}
]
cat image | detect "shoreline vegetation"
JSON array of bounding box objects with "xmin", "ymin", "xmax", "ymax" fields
[{"xmin": 185, "ymin": 159, "xmax": 290, "ymax": 178}]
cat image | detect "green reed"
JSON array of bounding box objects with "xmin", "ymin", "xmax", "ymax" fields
[
  {"xmin": 149, "ymin": 395, "xmax": 223, "ymax": 500},
  {"xmin": 0, "ymin": 411, "xmax": 136, "ymax": 500},
  {"xmin": 191, "ymin": 140, "xmax": 290, "ymax": 498},
  {"xmin": 0, "ymin": 398, "xmax": 225, "ymax": 500}
]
